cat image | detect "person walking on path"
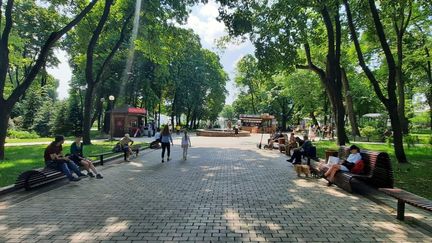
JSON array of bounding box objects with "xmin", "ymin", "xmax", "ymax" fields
[
  {"xmin": 161, "ymin": 125, "xmax": 174, "ymax": 163},
  {"xmin": 69, "ymin": 135, "xmax": 103, "ymax": 179},
  {"xmin": 44, "ymin": 135, "xmax": 86, "ymax": 182},
  {"xmin": 181, "ymin": 130, "xmax": 192, "ymax": 160}
]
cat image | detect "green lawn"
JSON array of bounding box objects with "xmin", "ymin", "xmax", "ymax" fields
[
  {"xmin": 314, "ymin": 140, "xmax": 432, "ymax": 200},
  {"xmin": 6, "ymin": 130, "xmax": 109, "ymax": 144},
  {"xmin": 0, "ymin": 141, "xmax": 147, "ymax": 188}
]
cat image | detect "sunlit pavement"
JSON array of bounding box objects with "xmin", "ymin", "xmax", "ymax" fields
[{"xmin": 0, "ymin": 134, "xmax": 430, "ymax": 242}]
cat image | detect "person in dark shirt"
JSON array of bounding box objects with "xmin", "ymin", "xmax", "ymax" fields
[
  {"xmin": 287, "ymin": 135, "xmax": 313, "ymax": 164},
  {"xmin": 44, "ymin": 135, "xmax": 86, "ymax": 181},
  {"xmin": 69, "ymin": 135, "xmax": 103, "ymax": 179}
]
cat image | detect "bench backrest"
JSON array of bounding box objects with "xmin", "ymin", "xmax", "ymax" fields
[{"xmin": 338, "ymin": 146, "xmax": 394, "ymax": 188}]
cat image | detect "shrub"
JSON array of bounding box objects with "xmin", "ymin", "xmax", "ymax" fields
[
  {"xmin": 7, "ymin": 129, "xmax": 39, "ymax": 139},
  {"xmin": 404, "ymin": 135, "xmax": 417, "ymax": 148},
  {"xmin": 360, "ymin": 126, "xmax": 376, "ymax": 142},
  {"xmin": 386, "ymin": 136, "xmax": 393, "ymax": 147}
]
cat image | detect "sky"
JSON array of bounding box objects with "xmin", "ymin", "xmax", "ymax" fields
[{"xmin": 48, "ymin": 0, "xmax": 254, "ymax": 105}]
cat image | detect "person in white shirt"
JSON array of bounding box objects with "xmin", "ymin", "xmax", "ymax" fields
[
  {"xmin": 181, "ymin": 130, "xmax": 192, "ymax": 160},
  {"xmin": 324, "ymin": 145, "xmax": 362, "ymax": 185}
]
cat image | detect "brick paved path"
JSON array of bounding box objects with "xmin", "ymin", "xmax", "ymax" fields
[{"xmin": 0, "ymin": 135, "xmax": 430, "ymax": 242}]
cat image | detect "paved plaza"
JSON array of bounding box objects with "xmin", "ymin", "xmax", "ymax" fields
[{"xmin": 0, "ymin": 135, "xmax": 431, "ymax": 242}]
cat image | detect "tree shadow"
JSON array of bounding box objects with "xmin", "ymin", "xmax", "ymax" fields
[{"xmin": 0, "ymin": 146, "xmax": 430, "ymax": 242}]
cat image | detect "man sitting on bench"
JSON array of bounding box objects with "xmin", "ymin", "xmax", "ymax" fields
[
  {"xmin": 44, "ymin": 135, "xmax": 87, "ymax": 182},
  {"xmin": 287, "ymin": 135, "xmax": 312, "ymax": 164}
]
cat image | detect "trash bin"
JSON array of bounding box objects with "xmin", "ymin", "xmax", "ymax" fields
[{"xmin": 325, "ymin": 149, "xmax": 338, "ymax": 162}]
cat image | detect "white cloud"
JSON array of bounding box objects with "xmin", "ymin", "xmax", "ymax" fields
[{"xmin": 185, "ymin": 2, "xmax": 225, "ymax": 47}]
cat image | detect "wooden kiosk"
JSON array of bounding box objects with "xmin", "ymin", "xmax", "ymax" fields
[
  {"xmin": 108, "ymin": 105, "xmax": 147, "ymax": 137},
  {"xmin": 239, "ymin": 114, "xmax": 276, "ymax": 133}
]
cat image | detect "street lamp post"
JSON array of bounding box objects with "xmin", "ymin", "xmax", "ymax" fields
[
  {"xmin": 109, "ymin": 95, "xmax": 115, "ymax": 141},
  {"xmin": 99, "ymin": 98, "xmax": 105, "ymax": 131}
]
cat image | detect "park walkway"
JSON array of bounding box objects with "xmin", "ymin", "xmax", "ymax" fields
[{"xmin": 0, "ymin": 135, "xmax": 430, "ymax": 242}]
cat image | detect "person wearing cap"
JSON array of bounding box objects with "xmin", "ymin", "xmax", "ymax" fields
[
  {"xmin": 324, "ymin": 145, "xmax": 362, "ymax": 185},
  {"xmin": 69, "ymin": 135, "xmax": 103, "ymax": 179},
  {"xmin": 44, "ymin": 135, "xmax": 87, "ymax": 181},
  {"xmin": 119, "ymin": 133, "xmax": 134, "ymax": 161}
]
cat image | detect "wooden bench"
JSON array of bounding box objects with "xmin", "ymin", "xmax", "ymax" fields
[
  {"xmin": 90, "ymin": 145, "xmax": 140, "ymax": 165},
  {"xmin": 314, "ymin": 146, "xmax": 394, "ymax": 192},
  {"xmin": 15, "ymin": 145, "xmax": 146, "ymax": 191},
  {"xmin": 15, "ymin": 167, "xmax": 68, "ymax": 190},
  {"xmin": 379, "ymin": 188, "xmax": 432, "ymax": 220}
]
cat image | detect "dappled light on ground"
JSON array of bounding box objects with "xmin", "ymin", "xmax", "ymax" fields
[{"xmin": 0, "ymin": 135, "xmax": 429, "ymax": 242}]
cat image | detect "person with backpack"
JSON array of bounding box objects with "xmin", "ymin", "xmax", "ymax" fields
[
  {"xmin": 160, "ymin": 125, "xmax": 173, "ymax": 163},
  {"xmin": 181, "ymin": 130, "xmax": 192, "ymax": 160}
]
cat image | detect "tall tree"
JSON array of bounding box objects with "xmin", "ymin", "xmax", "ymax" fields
[
  {"xmin": 217, "ymin": 0, "xmax": 349, "ymax": 145},
  {"xmin": 0, "ymin": 0, "xmax": 99, "ymax": 160},
  {"xmin": 343, "ymin": 0, "xmax": 408, "ymax": 163}
]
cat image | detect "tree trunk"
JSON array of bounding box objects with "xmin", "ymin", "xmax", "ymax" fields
[
  {"xmin": 309, "ymin": 112, "xmax": 318, "ymax": 126},
  {"xmin": 0, "ymin": 104, "xmax": 11, "ymax": 160},
  {"xmin": 396, "ymin": 33, "xmax": 409, "ymax": 134},
  {"xmin": 341, "ymin": 68, "xmax": 361, "ymax": 136},
  {"xmin": 387, "ymin": 100, "xmax": 408, "ymax": 163},
  {"xmin": 424, "ymin": 47, "xmax": 432, "ymax": 130},
  {"xmin": 344, "ymin": 0, "xmax": 408, "ymax": 163},
  {"xmin": 83, "ymin": 83, "xmax": 95, "ymax": 144}
]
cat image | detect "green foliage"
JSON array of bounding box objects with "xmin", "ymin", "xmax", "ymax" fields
[
  {"xmin": 220, "ymin": 105, "xmax": 235, "ymax": 120},
  {"xmin": 50, "ymin": 101, "xmax": 73, "ymax": 136},
  {"xmin": 404, "ymin": 135, "xmax": 417, "ymax": 148},
  {"xmin": 6, "ymin": 130, "xmax": 39, "ymax": 139},
  {"xmin": 31, "ymin": 100, "xmax": 55, "ymax": 137},
  {"xmin": 360, "ymin": 126, "xmax": 376, "ymax": 141}
]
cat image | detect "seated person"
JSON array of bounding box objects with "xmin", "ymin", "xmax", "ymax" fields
[
  {"xmin": 285, "ymin": 133, "xmax": 298, "ymax": 156},
  {"xmin": 323, "ymin": 145, "xmax": 362, "ymax": 185},
  {"xmin": 150, "ymin": 128, "xmax": 161, "ymax": 149},
  {"xmin": 69, "ymin": 135, "xmax": 103, "ymax": 179},
  {"xmin": 119, "ymin": 133, "xmax": 134, "ymax": 161},
  {"xmin": 287, "ymin": 135, "xmax": 312, "ymax": 164},
  {"xmin": 44, "ymin": 135, "xmax": 86, "ymax": 181},
  {"xmin": 267, "ymin": 131, "xmax": 283, "ymax": 149}
]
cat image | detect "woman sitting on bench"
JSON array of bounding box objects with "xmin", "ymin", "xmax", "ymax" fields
[
  {"xmin": 69, "ymin": 135, "xmax": 103, "ymax": 179},
  {"xmin": 324, "ymin": 145, "xmax": 361, "ymax": 185}
]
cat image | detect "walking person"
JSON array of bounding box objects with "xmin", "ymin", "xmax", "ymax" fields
[
  {"xmin": 69, "ymin": 135, "xmax": 103, "ymax": 179},
  {"xmin": 181, "ymin": 130, "xmax": 192, "ymax": 160},
  {"xmin": 161, "ymin": 125, "xmax": 174, "ymax": 163}
]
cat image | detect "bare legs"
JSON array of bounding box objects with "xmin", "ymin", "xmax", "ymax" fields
[{"xmin": 324, "ymin": 164, "xmax": 341, "ymax": 182}]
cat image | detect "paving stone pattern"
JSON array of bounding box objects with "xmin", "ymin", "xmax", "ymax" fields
[{"xmin": 0, "ymin": 135, "xmax": 430, "ymax": 242}]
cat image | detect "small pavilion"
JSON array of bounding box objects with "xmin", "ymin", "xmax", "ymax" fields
[
  {"xmin": 107, "ymin": 105, "xmax": 147, "ymax": 137},
  {"xmin": 239, "ymin": 113, "xmax": 276, "ymax": 133}
]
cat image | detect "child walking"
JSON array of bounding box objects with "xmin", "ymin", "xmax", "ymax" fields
[{"xmin": 181, "ymin": 130, "xmax": 192, "ymax": 160}]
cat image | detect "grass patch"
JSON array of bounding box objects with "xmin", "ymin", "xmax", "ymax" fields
[
  {"xmin": 0, "ymin": 141, "xmax": 147, "ymax": 188},
  {"xmin": 5, "ymin": 130, "xmax": 109, "ymax": 144},
  {"xmin": 314, "ymin": 140, "xmax": 432, "ymax": 200}
]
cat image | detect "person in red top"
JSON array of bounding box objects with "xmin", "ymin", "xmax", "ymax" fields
[{"xmin": 44, "ymin": 135, "xmax": 86, "ymax": 181}]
